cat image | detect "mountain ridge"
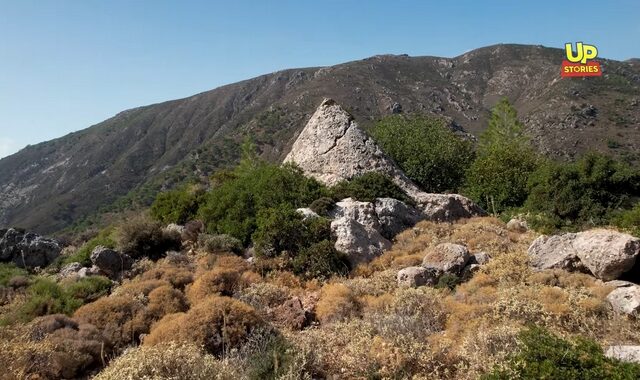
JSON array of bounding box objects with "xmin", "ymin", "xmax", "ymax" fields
[{"xmin": 1, "ymin": 43, "xmax": 639, "ymax": 234}]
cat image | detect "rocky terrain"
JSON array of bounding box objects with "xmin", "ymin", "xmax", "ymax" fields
[{"xmin": 1, "ymin": 44, "xmax": 639, "ymax": 234}]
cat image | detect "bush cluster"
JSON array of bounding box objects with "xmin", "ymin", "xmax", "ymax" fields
[
  {"xmin": 370, "ymin": 114, "xmax": 475, "ymax": 193},
  {"xmin": 329, "ymin": 172, "xmax": 413, "ymax": 204},
  {"xmin": 150, "ymin": 184, "xmax": 204, "ymax": 225},
  {"xmin": 483, "ymin": 326, "xmax": 640, "ymax": 379},
  {"xmin": 116, "ymin": 216, "xmax": 182, "ymax": 260}
]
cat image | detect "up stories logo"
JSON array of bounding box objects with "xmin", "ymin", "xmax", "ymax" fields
[{"xmin": 561, "ymin": 42, "xmax": 602, "ymax": 77}]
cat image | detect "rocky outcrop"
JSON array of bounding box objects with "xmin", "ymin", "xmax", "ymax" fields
[
  {"xmin": 374, "ymin": 198, "xmax": 422, "ymax": 238},
  {"xmin": 528, "ymin": 230, "xmax": 640, "ymax": 281},
  {"xmin": 0, "ymin": 228, "xmax": 62, "ymax": 268},
  {"xmin": 90, "ymin": 246, "xmax": 133, "ymax": 279},
  {"xmin": 397, "ymin": 266, "xmax": 439, "ymax": 288},
  {"xmin": 285, "ymin": 99, "xmax": 486, "ymax": 221}
]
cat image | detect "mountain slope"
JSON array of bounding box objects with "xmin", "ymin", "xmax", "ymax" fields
[{"xmin": 1, "ymin": 44, "xmax": 639, "ymax": 234}]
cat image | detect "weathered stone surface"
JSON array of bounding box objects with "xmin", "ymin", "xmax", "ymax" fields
[
  {"xmin": 415, "ymin": 193, "xmax": 487, "ymax": 222},
  {"xmin": 296, "ymin": 208, "xmax": 320, "ymax": 220},
  {"xmin": 330, "ymin": 198, "xmax": 380, "ymax": 231},
  {"xmin": 374, "ymin": 197, "xmax": 423, "ymax": 238},
  {"xmin": 331, "ymin": 217, "xmax": 391, "ymax": 265},
  {"xmin": 90, "ymin": 246, "xmax": 132, "ymax": 278},
  {"xmin": 397, "ymin": 266, "xmax": 433, "ymax": 288},
  {"xmin": 272, "ymin": 297, "xmax": 307, "ymax": 330},
  {"xmin": 605, "ymin": 346, "xmax": 640, "ymax": 364},
  {"xmin": 284, "ymin": 99, "xmax": 486, "ymax": 222},
  {"xmin": 470, "ymin": 251, "xmax": 491, "ymax": 265},
  {"xmin": 0, "ymin": 228, "xmax": 62, "ymax": 268},
  {"xmin": 573, "ymin": 230, "xmax": 640, "ymax": 281},
  {"xmin": 422, "ymin": 243, "xmax": 471, "ymax": 275},
  {"xmin": 527, "ymin": 233, "xmax": 584, "ymax": 272},
  {"xmin": 607, "ymin": 285, "xmax": 640, "ymax": 316},
  {"xmin": 506, "ymin": 218, "xmax": 528, "ymax": 233},
  {"xmin": 58, "ymin": 262, "xmax": 84, "ymax": 278}
]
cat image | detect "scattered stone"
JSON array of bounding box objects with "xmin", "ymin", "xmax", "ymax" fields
[
  {"xmin": 90, "ymin": 246, "xmax": 132, "ymax": 279},
  {"xmin": 605, "ymin": 346, "xmax": 640, "ymax": 364},
  {"xmin": 296, "ymin": 208, "xmax": 320, "ymax": 220},
  {"xmin": 77, "ymin": 266, "xmax": 101, "ymax": 278},
  {"xmin": 506, "ymin": 218, "xmax": 528, "ymax": 233},
  {"xmin": 527, "ymin": 233, "xmax": 585, "ymax": 272},
  {"xmin": 397, "ymin": 266, "xmax": 431, "ymax": 287},
  {"xmin": 573, "ymin": 230, "xmax": 640, "ymax": 281},
  {"xmin": 273, "ymin": 297, "xmax": 307, "ymax": 330},
  {"xmin": 0, "ymin": 228, "xmax": 62, "ymax": 268},
  {"xmin": 331, "ymin": 217, "xmax": 391, "ymax": 265},
  {"xmin": 422, "ymin": 243, "xmax": 471, "ymax": 275},
  {"xmin": 59, "ymin": 262, "xmax": 84, "ymax": 278},
  {"xmin": 470, "ymin": 251, "xmax": 491, "ymax": 265},
  {"xmin": 607, "ymin": 285, "xmax": 640, "ymax": 316}
]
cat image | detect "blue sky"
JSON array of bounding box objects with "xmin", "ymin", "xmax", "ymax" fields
[{"xmin": 1, "ymin": 0, "xmax": 639, "ymax": 158}]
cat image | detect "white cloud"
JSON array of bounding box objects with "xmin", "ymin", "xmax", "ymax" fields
[{"xmin": 0, "ymin": 137, "xmax": 19, "ymax": 159}]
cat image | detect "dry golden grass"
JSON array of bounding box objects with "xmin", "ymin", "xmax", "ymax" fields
[
  {"xmin": 145, "ymin": 295, "xmax": 263, "ymax": 356},
  {"xmin": 316, "ymin": 283, "xmax": 359, "ymax": 324},
  {"xmin": 187, "ymin": 267, "xmax": 242, "ymax": 303}
]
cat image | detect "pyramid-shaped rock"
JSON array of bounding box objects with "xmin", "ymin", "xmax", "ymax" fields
[{"xmin": 285, "ymin": 98, "xmax": 486, "ymax": 222}]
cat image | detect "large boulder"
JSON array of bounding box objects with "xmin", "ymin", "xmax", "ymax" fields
[
  {"xmin": 607, "ymin": 284, "xmax": 640, "ymax": 316},
  {"xmin": 572, "ymin": 230, "xmax": 640, "ymax": 281},
  {"xmin": 90, "ymin": 246, "xmax": 133, "ymax": 279},
  {"xmin": 331, "ymin": 217, "xmax": 391, "ymax": 265},
  {"xmin": 528, "ymin": 230, "xmax": 640, "ymax": 281},
  {"xmin": 605, "ymin": 346, "xmax": 640, "ymax": 364},
  {"xmin": 0, "ymin": 228, "xmax": 62, "ymax": 268},
  {"xmin": 374, "ymin": 198, "xmax": 423, "ymax": 238},
  {"xmin": 527, "ymin": 233, "xmax": 585, "ymax": 272},
  {"xmin": 422, "ymin": 243, "xmax": 471, "ymax": 276},
  {"xmin": 284, "ymin": 98, "xmax": 485, "ymax": 222}
]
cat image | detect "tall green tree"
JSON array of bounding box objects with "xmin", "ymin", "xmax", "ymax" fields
[{"xmin": 464, "ymin": 98, "xmax": 539, "ymax": 214}]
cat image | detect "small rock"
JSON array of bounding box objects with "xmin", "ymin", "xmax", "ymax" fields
[
  {"xmin": 296, "ymin": 208, "xmax": 320, "ymax": 220},
  {"xmin": 391, "ymin": 102, "xmax": 403, "ymax": 114},
  {"xmin": 470, "ymin": 252, "xmax": 491, "ymax": 265},
  {"xmin": 59, "ymin": 262, "xmax": 84, "ymax": 278},
  {"xmin": 397, "ymin": 266, "xmax": 438, "ymax": 288},
  {"xmin": 422, "ymin": 243, "xmax": 471, "ymax": 275},
  {"xmin": 461, "ymin": 263, "xmax": 481, "ymax": 281},
  {"xmin": 77, "ymin": 266, "xmax": 101, "ymax": 278},
  {"xmin": 607, "ymin": 285, "xmax": 640, "ymax": 316},
  {"xmin": 605, "ymin": 346, "xmax": 640, "ymax": 364},
  {"xmin": 273, "ymin": 297, "xmax": 307, "ymax": 330},
  {"xmin": 90, "ymin": 246, "xmax": 132, "ymax": 279},
  {"xmin": 506, "ymin": 218, "xmax": 528, "ymax": 233}
]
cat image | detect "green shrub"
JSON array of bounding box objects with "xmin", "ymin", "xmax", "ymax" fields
[
  {"xmin": 64, "ymin": 276, "xmax": 112, "ymax": 303},
  {"xmin": 252, "ymin": 205, "xmax": 308, "ymax": 258},
  {"xmin": 63, "ymin": 228, "xmax": 116, "ymax": 266},
  {"xmin": 198, "ymin": 233, "xmax": 243, "ymax": 254},
  {"xmin": 151, "ymin": 185, "xmax": 203, "ymax": 225},
  {"xmin": 309, "ymin": 197, "xmax": 336, "ymax": 216},
  {"xmin": 116, "ymin": 216, "xmax": 181, "ymax": 259},
  {"xmin": 197, "ymin": 157, "xmax": 324, "ymax": 245},
  {"xmin": 483, "ymin": 326, "xmax": 640, "ymax": 379},
  {"xmin": 243, "ymin": 331, "xmax": 296, "ymax": 380},
  {"xmin": 613, "ymin": 203, "xmax": 640, "ymax": 237},
  {"xmin": 292, "ymin": 240, "xmax": 350, "ymax": 280},
  {"xmin": 7, "ymin": 276, "xmax": 113, "ymax": 323},
  {"xmin": 0, "ymin": 263, "xmax": 28, "ymax": 286},
  {"xmin": 330, "ymin": 172, "xmax": 412, "ymax": 204},
  {"xmin": 464, "ymin": 99, "xmax": 540, "ymax": 214},
  {"xmin": 525, "ymin": 152, "xmax": 640, "ymax": 230},
  {"xmin": 436, "ymin": 273, "xmax": 460, "ymax": 290},
  {"xmin": 370, "ymin": 114, "xmax": 475, "ymax": 193}
]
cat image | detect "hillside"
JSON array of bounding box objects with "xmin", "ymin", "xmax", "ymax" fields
[{"xmin": 1, "ymin": 44, "xmax": 639, "ymax": 234}]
